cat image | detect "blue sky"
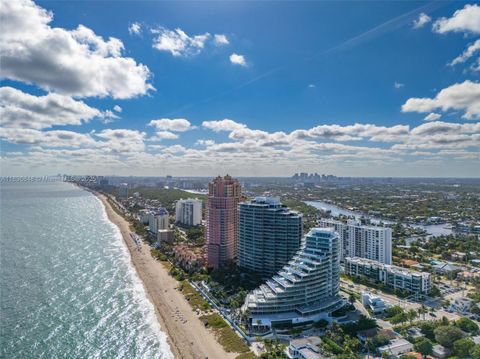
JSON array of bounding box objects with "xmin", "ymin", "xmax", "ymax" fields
[{"xmin": 0, "ymin": 0, "xmax": 479, "ymax": 177}]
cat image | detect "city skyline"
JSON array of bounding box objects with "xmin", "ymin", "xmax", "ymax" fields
[{"xmin": 1, "ymin": 1, "xmax": 479, "ymax": 177}]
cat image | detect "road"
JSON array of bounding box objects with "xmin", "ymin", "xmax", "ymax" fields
[{"xmin": 341, "ymin": 281, "xmax": 461, "ymax": 323}]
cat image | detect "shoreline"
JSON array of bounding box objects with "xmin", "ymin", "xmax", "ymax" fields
[{"xmin": 95, "ymin": 192, "xmax": 237, "ymax": 359}]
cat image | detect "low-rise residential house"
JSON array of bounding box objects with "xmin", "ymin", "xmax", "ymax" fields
[
  {"xmin": 471, "ymin": 259, "xmax": 480, "ymax": 266},
  {"xmin": 357, "ymin": 328, "xmax": 396, "ymax": 345},
  {"xmin": 407, "ymin": 327, "xmax": 424, "ymax": 339},
  {"xmin": 377, "ymin": 339, "xmax": 413, "ymax": 357},
  {"xmin": 404, "ymin": 352, "xmax": 435, "ymax": 359},
  {"xmin": 361, "ymin": 292, "xmax": 388, "ymax": 314},
  {"xmin": 432, "ymin": 261, "xmax": 462, "ymax": 278},
  {"xmin": 286, "ymin": 336, "xmax": 324, "ymax": 359},
  {"xmin": 448, "ymin": 297, "xmax": 473, "ymax": 314},
  {"xmin": 457, "ymin": 271, "xmax": 480, "ymax": 282},
  {"xmin": 451, "ymin": 251, "xmax": 467, "ymax": 261},
  {"xmin": 432, "ymin": 344, "xmax": 450, "ymax": 359},
  {"xmin": 401, "ymin": 259, "xmax": 420, "ymax": 268}
]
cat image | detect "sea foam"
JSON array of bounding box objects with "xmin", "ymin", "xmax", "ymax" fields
[{"xmin": 95, "ymin": 195, "xmax": 174, "ymax": 359}]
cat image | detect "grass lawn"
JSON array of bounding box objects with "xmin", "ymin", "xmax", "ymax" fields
[
  {"xmin": 235, "ymin": 352, "xmax": 257, "ymax": 359},
  {"xmin": 200, "ymin": 313, "xmax": 250, "ymax": 353},
  {"xmin": 180, "ymin": 281, "xmax": 211, "ymax": 311},
  {"xmin": 161, "ymin": 261, "xmax": 173, "ymax": 271}
]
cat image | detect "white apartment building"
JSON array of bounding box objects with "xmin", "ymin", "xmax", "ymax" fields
[
  {"xmin": 149, "ymin": 207, "xmax": 169, "ymax": 233},
  {"xmin": 318, "ymin": 219, "xmax": 392, "ymax": 264},
  {"xmin": 345, "ymin": 257, "xmax": 432, "ymax": 295},
  {"xmin": 138, "ymin": 209, "xmax": 150, "ymax": 225},
  {"xmin": 175, "ymin": 198, "xmax": 202, "ymax": 226}
]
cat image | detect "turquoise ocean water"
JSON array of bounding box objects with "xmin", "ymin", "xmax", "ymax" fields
[{"xmin": 0, "ymin": 182, "xmax": 173, "ymax": 359}]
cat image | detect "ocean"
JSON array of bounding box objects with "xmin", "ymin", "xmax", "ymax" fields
[{"xmin": 0, "ymin": 182, "xmax": 173, "ymax": 359}]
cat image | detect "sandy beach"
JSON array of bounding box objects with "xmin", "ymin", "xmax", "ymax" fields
[{"xmin": 97, "ymin": 193, "xmax": 237, "ymax": 359}]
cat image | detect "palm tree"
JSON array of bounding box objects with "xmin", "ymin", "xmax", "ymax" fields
[
  {"xmin": 349, "ymin": 293, "xmax": 356, "ymax": 305},
  {"xmin": 418, "ymin": 305, "xmax": 428, "ymax": 321},
  {"xmin": 407, "ymin": 309, "xmax": 418, "ymax": 324}
]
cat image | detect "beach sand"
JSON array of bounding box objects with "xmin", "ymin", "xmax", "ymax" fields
[{"xmin": 97, "ymin": 193, "xmax": 237, "ymax": 359}]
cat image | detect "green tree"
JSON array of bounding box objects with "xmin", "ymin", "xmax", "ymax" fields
[
  {"xmin": 418, "ymin": 305, "xmax": 428, "ymax": 321},
  {"xmin": 336, "ymin": 354, "xmax": 360, "ymax": 359},
  {"xmin": 453, "ymin": 337, "xmax": 475, "ymax": 358},
  {"xmin": 434, "ymin": 325, "xmax": 465, "ymax": 348},
  {"xmin": 407, "ymin": 309, "xmax": 418, "ymax": 324},
  {"xmin": 456, "ymin": 317, "xmax": 479, "ymax": 334},
  {"xmin": 349, "ymin": 293, "xmax": 356, "ymax": 305},
  {"xmin": 419, "ymin": 321, "xmax": 436, "ymax": 341},
  {"xmin": 344, "ymin": 335, "xmax": 361, "ymax": 353},
  {"xmin": 414, "ymin": 338, "xmax": 433, "ymax": 358},
  {"xmin": 470, "ymin": 344, "xmax": 480, "ymax": 359},
  {"xmin": 384, "ymin": 305, "xmax": 404, "ymax": 318},
  {"xmin": 372, "ymin": 333, "xmax": 391, "ymax": 349},
  {"xmin": 390, "ymin": 312, "xmax": 408, "ymax": 325}
]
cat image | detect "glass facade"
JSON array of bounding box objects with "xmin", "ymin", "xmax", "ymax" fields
[
  {"xmin": 242, "ymin": 228, "xmax": 343, "ymax": 333},
  {"xmin": 238, "ymin": 197, "xmax": 303, "ymax": 277}
]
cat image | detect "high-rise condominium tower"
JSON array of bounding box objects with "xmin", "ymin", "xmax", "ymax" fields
[
  {"xmin": 175, "ymin": 198, "xmax": 202, "ymax": 226},
  {"xmin": 317, "ymin": 219, "xmax": 392, "ymax": 264},
  {"xmin": 206, "ymin": 175, "xmax": 242, "ymax": 269},
  {"xmin": 242, "ymin": 228, "xmax": 343, "ymax": 334},
  {"xmin": 238, "ymin": 197, "xmax": 303, "ymax": 277},
  {"xmin": 148, "ymin": 207, "xmax": 169, "ymax": 234}
]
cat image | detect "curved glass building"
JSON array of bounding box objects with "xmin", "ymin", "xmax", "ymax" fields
[
  {"xmin": 242, "ymin": 228, "xmax": 344, "ymax": 333},
  {"xmin": 238, "ymin": 197, "xmax": 303, "ymax": 277}
]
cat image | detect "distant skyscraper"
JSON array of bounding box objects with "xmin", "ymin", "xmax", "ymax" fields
[
  {"xmin": 206, "ymin": 175, "xmax": 242, "ymax": 269},
  {"xmin": 118, "ymin": 183, "xmax": 129, "ymax": 198},
  {"xmin": 175, "ymin": 198, "xmax": 202, "ymax": 226},
  {"xmin": 238, "ymin": 197, "xmax": 303, "ymax": 277},
  {"xmin": 242, "ymin": 228, "xmax": 343, "ymax": 334},
  {"xmin": 317, "ymin": 219, "xmax": 392, "ymax": 264}
]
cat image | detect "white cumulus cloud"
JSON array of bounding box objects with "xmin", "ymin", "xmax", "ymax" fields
[
  {"xmin": 129, "ymin": 22, "xmax": 141, "ymax": 35},
  {"xmin": 229, "ymin": 53, "xmax": 247, "ymax": 67},
  {"xmin": 148, "ymin": 118, "xmax": 194, "ymax": 132},
  {"xmin": 202, "ymin": 119, "xmax": 247, "ymax": 132},
  {"xmin": 402, "ymin": 80, "xmax": 480, "ymax": 119},
  {"xmin": 0, "ymin": 0, "xmax": 153, "ymax": 99},
  {"xmin": 0, "ymin": 87, "xmax": 101, "ymax": 129},
  {"xmin": 423, "ymin": 113, "xmax": 442, "ymax": 121},
  {"xmin": 214, "ymin": 34, "xmax": 229, "ymax": 46},
  {"xmin": 151, "ymin": 27, "xmax": 210, "ymax": 56},
  {"xmin": 413, "ymin": 13, "xmax": 431, "ymax": 29},
  {"xmin": 95, "ymin": 129, "xmax": 146, "ymax": 153},
  {"xmin": 433, "ymin": 4, "xmax": 480, "ymax": 34},
  {"xmin": 0, "ymin": 127, "xmax": 97, "ymax": 147},
  {"xmin": 150, "ymin": 131, "xmax": 179, "ymax": 141},
  {"xmin": 449, "ymin": 39, "xmax": 480, "ymax": 68}
]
